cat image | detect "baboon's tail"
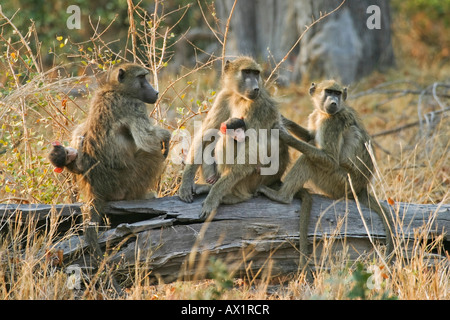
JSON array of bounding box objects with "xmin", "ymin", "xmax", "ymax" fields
[{"xmin": 296, "ymin": 188, "xmax": 313, "ymax": 268}]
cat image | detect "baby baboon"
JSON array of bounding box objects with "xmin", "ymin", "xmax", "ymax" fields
[
  {"xmin": 258, "ymin": 80, "xmax": 395, "ymax": 260},
  {"xmin": 192, "ymin": 117, "xmax": 248, "ymax": 195},
  {"xmin": 179, "ymin": 56, "xmax": 305, "ymax": 220},
  {"xmin": 220, "ymin": 117, "xmax": 247, "ymax": 142},
  {"xmin": 73, "ymin": 63, "xmax": 171, "ymax": 223},
  {"xmin": 48, "ymin": 141, "xmax": 83, "ymax": 174},
  {"xmin": 201, "ymin": 117, "xmax": 247, "ymax": 185}
]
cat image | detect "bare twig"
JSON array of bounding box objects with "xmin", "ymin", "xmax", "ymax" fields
[
  {"xmin": 221, "ymin": 0, "xmax": 238, "ymax": 74},
  {"xmin": 126, "ymin": 0, "xmax": 137, "ymax": 63},
  {"xmin": 0, "ymin": 8, "xmax": 41, "ymax": 74},
  {"xmin": 265, "ymin": 0, "xmax": 346, "ymax": 84},
  {"xmin": 197, "ymin": 0, "xmax": 223, "ymax": 45}
]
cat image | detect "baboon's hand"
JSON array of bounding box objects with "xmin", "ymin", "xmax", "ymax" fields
[
  {"xmin": 206, "ymin": 174, "xmax": 219, "ymax": 185},
  {"xmin": 199, "ymin": 199, "xmax": 218, "ymax": 221},
  {"xmin": 178, "ymin": 181, "xmax": 194, "ymax": 203}
]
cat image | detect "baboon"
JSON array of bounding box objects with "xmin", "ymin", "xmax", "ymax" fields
[
  {"xmin": 73, "ymin": 63, "xmax": 171, "ymax": 224},
  {"xmin": 48, "ymin": 140, "xmax": 84, "ymax": 174},
  {"xmin": 258, "ymin": 80, "xmax": 395, "ymax": 263},
  {"xmin": 200, "ymin": 117, "xmax": 247, "ymax": 185},
  {"xmin": 179, "ymin": 56, "xmax": 309, "ymax": 220},
  {"xmin": 202, "ymin": 116, "xmax": 309, "ymax": 186},
  {"xmin": 219, "ymin": 117, "xmax": 247, "ymax": 142}
]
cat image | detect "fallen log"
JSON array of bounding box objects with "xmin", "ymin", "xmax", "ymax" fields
[{"xmin": 1, "ymin": 195, "xmax": 449, "ymax": 282}]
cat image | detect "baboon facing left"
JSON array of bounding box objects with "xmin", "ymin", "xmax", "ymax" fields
[{"xmin": 71, "ymin": 63, "xmax": 171, "ymax": 223}]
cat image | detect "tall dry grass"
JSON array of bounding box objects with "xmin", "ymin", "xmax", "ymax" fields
[{"xmin": 0, "ymin": 1, "xmax": 449, "ymax": 299}]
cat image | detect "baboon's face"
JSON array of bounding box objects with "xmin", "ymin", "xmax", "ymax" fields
[
  {"xmin": 116, "ymin": 65, "xmax": 159, "ymax": 104},
  {"xmin": 136, "ymin": 73, "xmax": 159, "ymax": 104},
  {"xmin": 310, "ymin": 81, "xmax": 347, "ymax": 115},
  {"xmin": 239, "ymin": 68, "xmax": 261, "ymax": 100},
  {"xmin": 321, "ymin": 88, "xmax": 344, "ymax": 115},
  {"xmin": 65, "ymin": 147, "xmax": 78, "ymax": 163},
  {"xmin": 224, "ymin": 58, "xmax": 262, "ymax": 100}
]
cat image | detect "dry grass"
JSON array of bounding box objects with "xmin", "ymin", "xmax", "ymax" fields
[{"xmin": 0, "ymin": 2, "xmax": 449, "ymax": 300}]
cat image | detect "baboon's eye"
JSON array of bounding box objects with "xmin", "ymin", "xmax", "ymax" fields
[{"xmin": 325, "ymin": 89, "xmax": 341, "ymax": 96}]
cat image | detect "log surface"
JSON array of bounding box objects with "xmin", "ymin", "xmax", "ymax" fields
[{"xmin": 1, "ymin": 195, "xmax": 449, "ymax": 281}]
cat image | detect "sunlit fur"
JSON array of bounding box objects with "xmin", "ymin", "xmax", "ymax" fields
[
  {"xmin": 72, "ymin": 63, "xmax": 170, "ymax": 212},
  {"xmin": 259, "ymin": 80, "xmax": 394, "ymax": 256},
  {"xmin": 179, "ymin": 56, "xmax": 290, "ymax": 219}
]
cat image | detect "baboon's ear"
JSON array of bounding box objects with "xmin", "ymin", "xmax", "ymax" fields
[
  {"xmin": 118, "ymin": 68, "xmax": 126, "ymax": 83},
  {"xmin": 224, "ymin": 60, "xmax": 231, "ymax": 71},
  {"xmin": 309, "ymin": 83, "xmax": 316, "ymax": 96},
  {"xmin": 342, "ymin": 87, "xmax": 347, "ymax": 101}
]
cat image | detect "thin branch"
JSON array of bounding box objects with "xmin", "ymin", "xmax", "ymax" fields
[
  {"xmin": 197, "ymin": 0, "xmax": 223, "ymax": 45},
  {"xmin": 127, "ymin": 0, "xmax": 137, "ymax": 63},
  {"xmin": 221, "ymin": 0, "xmax": 238, "ymax": 74},
  {"xmin": 0, "ymin": 8, "xmax": 41, "ymax": 74},
  {"xmin": 265, "ymin": 0, "xmax": 346, "ymax": 85}
]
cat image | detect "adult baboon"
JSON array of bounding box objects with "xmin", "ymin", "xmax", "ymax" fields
[
  {"xmin": 73, "ymin": 63, "xmax": 171, "ymax": 224},
  {"xmin": 258, "ymin": 80, "xmax": 395, "ymax": 261},
  {"xmin": 179, "ymin": 56, "xmax": 309, "ymax": 220}
]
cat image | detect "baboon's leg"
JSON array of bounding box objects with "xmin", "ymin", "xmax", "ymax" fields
[
  {"xmin": 179, "ymin": 163, "xmax": 200, "ymax": 203},
  {"xmin": 193, "ymin": 183, "xmax": 212, "ymax": 195},
  {"xmin": 200, "ymin": 167, "xmax": 254, "ymax": 220},
  {"xmin": 258, "ymin": 156, "xmax": 313, "ymax": 204},
  {"xmin": 221, "ymin": 192, "xmax": 252, "ymax": 205},
  {"xmin": 356, "ymin": 189, "xmax": 395, "ymax": 256}
]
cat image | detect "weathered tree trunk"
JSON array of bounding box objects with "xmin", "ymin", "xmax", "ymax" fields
[
  {"xmin": 3, "ymin": 194, "xmax": 447, "ymax": 283},
  {"xmin": 215, "ymin": 0, "xmax": 296, "ymax": 62},
  {"xmin": 216, "ymin": 0, "xmax": 395, "ymax": 84}
]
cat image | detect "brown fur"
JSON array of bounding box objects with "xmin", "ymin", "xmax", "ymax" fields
[
  {"xmin": 178, "ymin": 57, "xmax": 291, "ymax": 219},
  {"xmin": 73, "ymin": 63, "xmax": 171, "ymax": 221},
  {"xmin": 259, "ymin": 80, "xmax": 395, "ymax": 263}
]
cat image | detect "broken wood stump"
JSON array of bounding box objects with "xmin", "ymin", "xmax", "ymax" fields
[{"xmin": 1, "ymin": 194, "xmax": 449, "ymax": 282}]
